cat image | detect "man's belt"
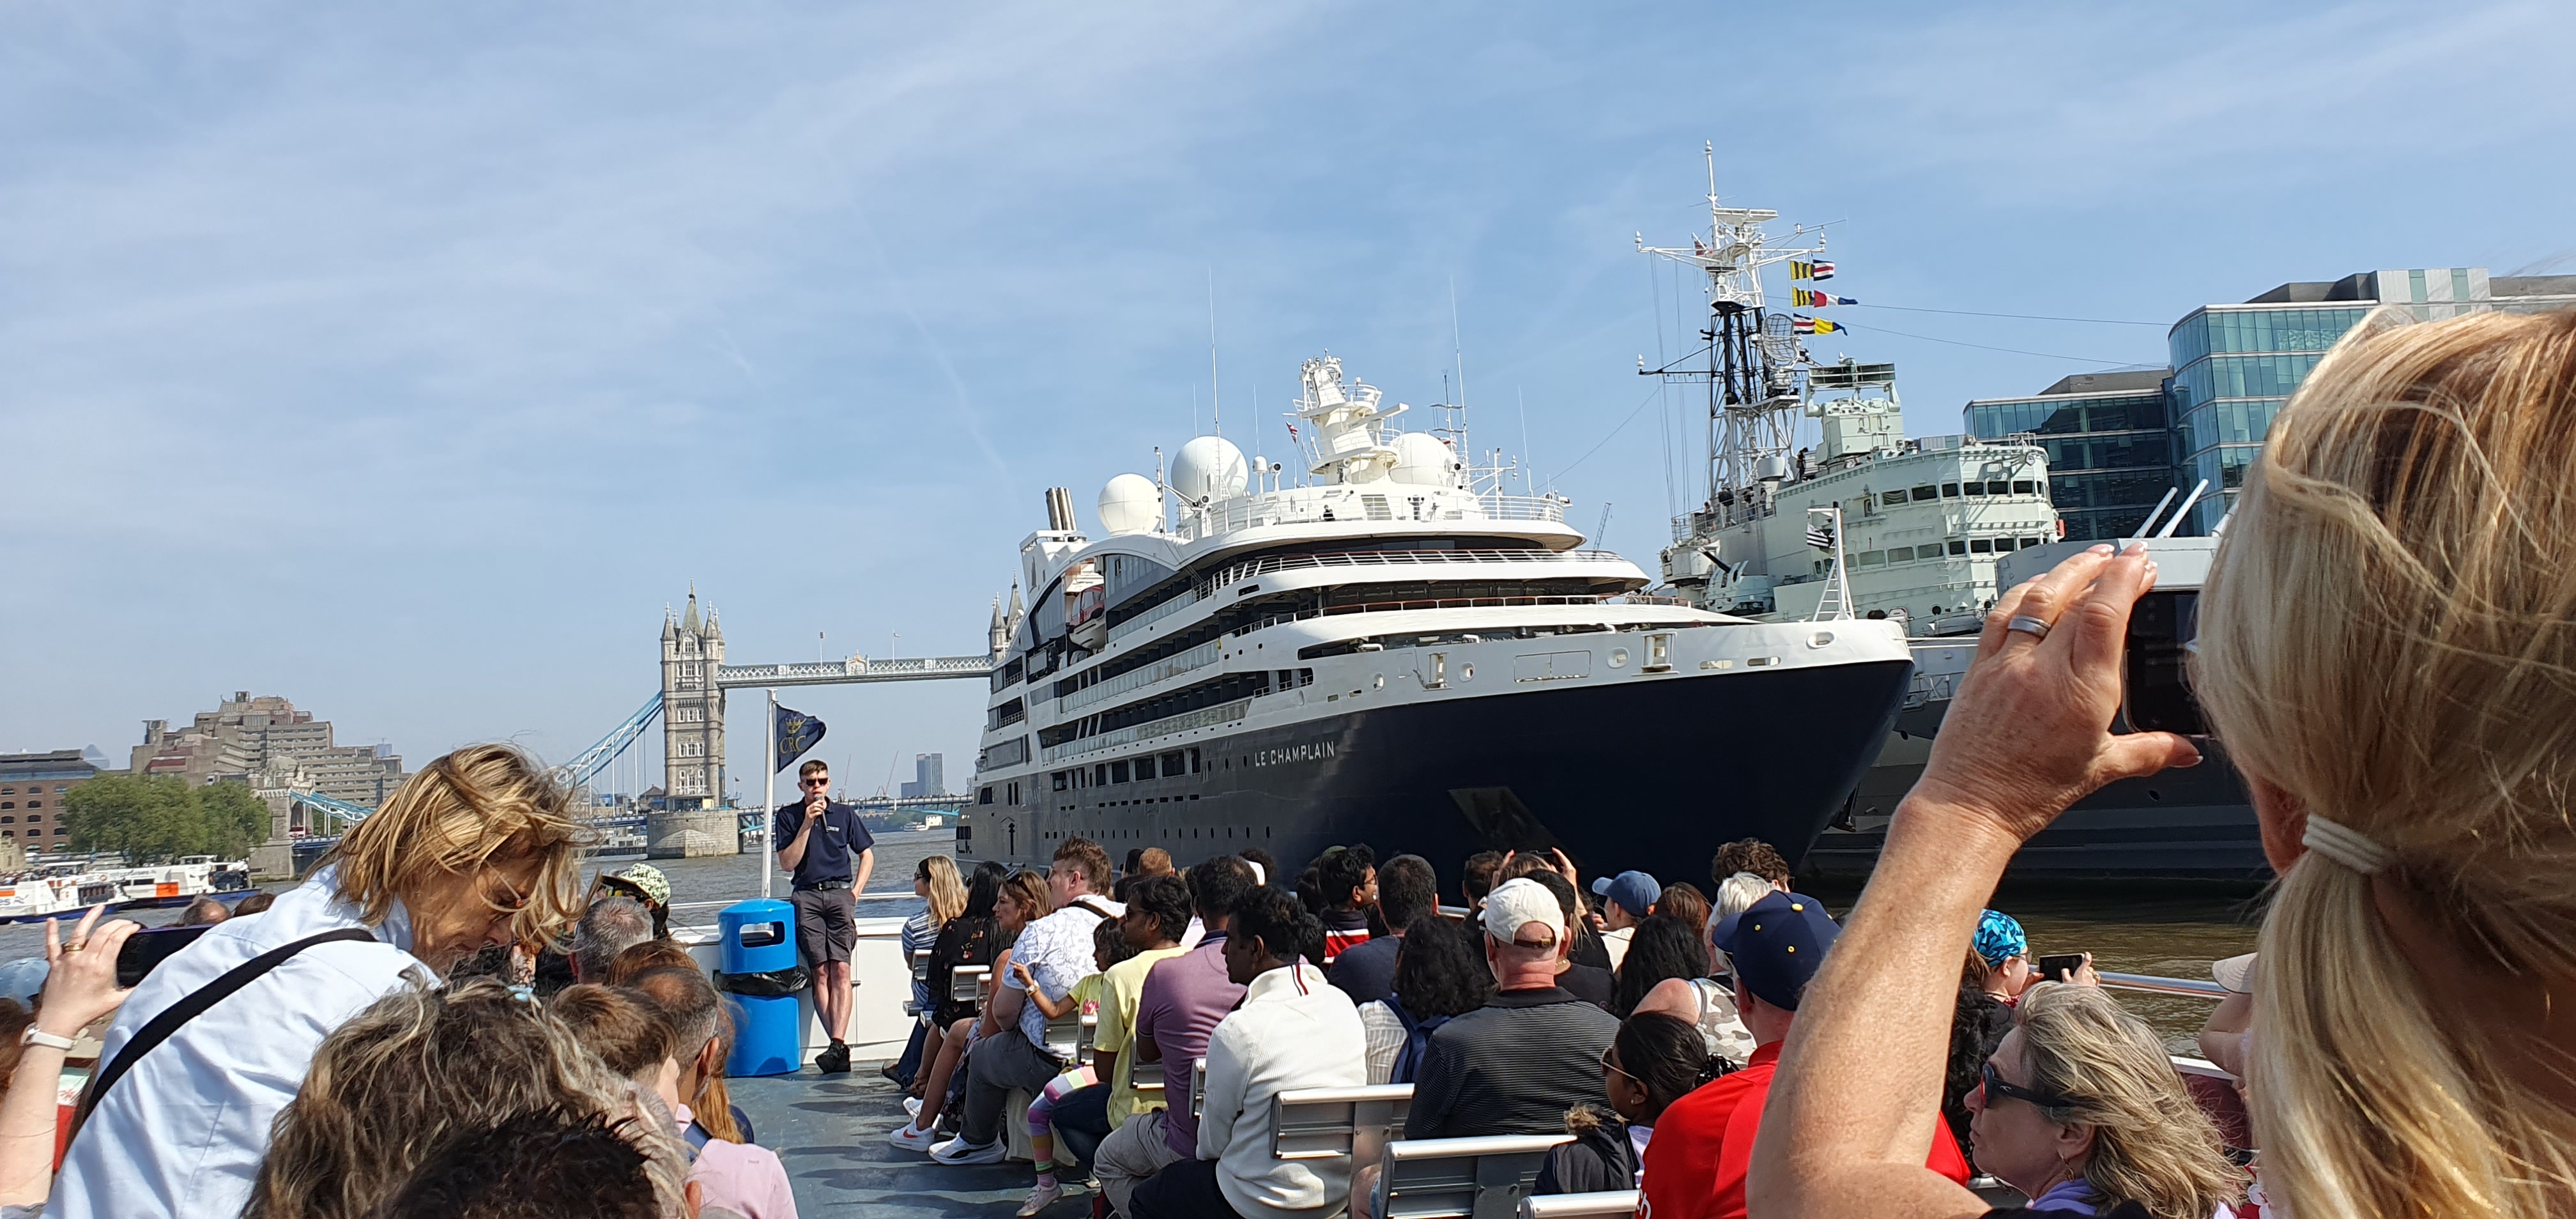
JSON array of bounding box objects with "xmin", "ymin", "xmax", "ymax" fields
[{"xmin": 799, "ymin": 879, "xmax": 854, "ymax": 891}]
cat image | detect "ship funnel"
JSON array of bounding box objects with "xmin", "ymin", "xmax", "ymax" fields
[{"xmin": 1044, "ymin": 486, "xmax": 1077, "ymax": 532}]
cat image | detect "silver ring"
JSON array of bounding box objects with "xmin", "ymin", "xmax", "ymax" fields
[{"xmin": 2006, "ymin": 615, "xmax": 2053, "ymax": 641}]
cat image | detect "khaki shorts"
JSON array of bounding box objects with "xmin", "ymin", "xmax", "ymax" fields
[{"xmin": 790, "ymin": 886, "xmax": 857, "ymax": 970}]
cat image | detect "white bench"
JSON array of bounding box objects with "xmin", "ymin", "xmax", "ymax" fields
[
  {"xmin": 1374, "ymin": 1134, "xmax": 1573, "ymax": 1219},
  {"xmin": 1517, "ymin": 1192, "xmax": 1636, "ymax": 1218},
  {"xmin": 1271, "ymin": 1084, "xmax": 1414, "ymax": 1172}
]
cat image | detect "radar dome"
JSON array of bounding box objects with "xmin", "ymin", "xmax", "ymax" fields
[
  {"xmin": 1388, "ymin": 433, "xmax": 1460, "ymax": 487},
  {"xmin": 1169, "ymin": 436, "xmax": 1249, "ymax": 503},
  {"xmin": 1098, "ymin": 473, "xmax": 1163, "ymax": 536}
]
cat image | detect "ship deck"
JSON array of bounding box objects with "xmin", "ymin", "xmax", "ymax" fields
[{"xmin": 732, "ymin": 1067, "xmax": 1080, "ymax": 1218}]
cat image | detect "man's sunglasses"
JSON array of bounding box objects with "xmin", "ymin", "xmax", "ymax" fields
[
  {"xmin": 1982, "ymin": 1062, "xmax": 2075, "ymax": 1110},
  {"xmin": 800, "ymin": 777, "xmax": 830, "ymax": 788}
]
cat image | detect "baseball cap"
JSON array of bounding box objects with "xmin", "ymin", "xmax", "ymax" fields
[
  {"xmin": 1590, "ymin": 870, "xmax": 1660, "ymax": 919},
  {"xmin": 1480, "ymin": 878, "xmax": 1563, "ymax": 947},
  {"xmin": 1712, "ymin": 889, "xmax": 1840, "ymax": 1011},
  {"xmin": 614, "ymin": 864, "xmax": 670, "ymax": 907}
]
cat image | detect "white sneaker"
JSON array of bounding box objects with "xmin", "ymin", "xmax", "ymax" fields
[
  {"xmin": 1016, "ymin": 1181, "xmax": 1064, "ymax": 1216},
  {"xmin": 887, "ymin": 1121, "xmax": 936, "ymax": 1152},
  {"xmin": 930, "ymin": 1135, "xmax": 1008, "ymax": 1165},
  {"xmin": 904, "ymin": 1096, "xmax": 924, "ymax": 1118}
]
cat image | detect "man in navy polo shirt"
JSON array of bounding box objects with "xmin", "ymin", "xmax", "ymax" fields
[{"xmin": 774, "ymin": 758, "xmax": 875, "ymax": 1073}]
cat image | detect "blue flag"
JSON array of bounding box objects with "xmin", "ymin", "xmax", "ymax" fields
[{"xmin": 774, "ymin": 703, "xmax": 827, "ymax": 772}]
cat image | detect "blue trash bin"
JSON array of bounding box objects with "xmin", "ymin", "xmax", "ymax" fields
[{"xmin": 717, "ymin": 899, "xmax": 803, "ymax": 1077}]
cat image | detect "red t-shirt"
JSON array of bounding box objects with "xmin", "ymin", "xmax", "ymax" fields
[{"xmin": 1638, "ymin": 1042, "xmax": 1972, "ymax": 1219}]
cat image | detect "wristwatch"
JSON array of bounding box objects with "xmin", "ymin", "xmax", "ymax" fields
[{"xmin": 17, "ymin": 1027, "xmax": 75, "ymax": 1052}]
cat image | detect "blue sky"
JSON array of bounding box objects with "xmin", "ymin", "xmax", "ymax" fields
[{"xmin": 4, "ymin": 2, "xmax": 2571, "ymax": 799}]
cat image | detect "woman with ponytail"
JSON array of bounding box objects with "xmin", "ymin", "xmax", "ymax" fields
[
  {"xmin": 1752, "ymin": 305, "xmax": 2576, "ymax": 1219},
  {"xmin": 1538, "ymin": 1011, "xmax": 1728, "ymax": 1195}
]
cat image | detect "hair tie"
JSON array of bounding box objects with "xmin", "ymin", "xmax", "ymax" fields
[{"xmin": 2302, "ymin": 815, "xmax": 2394, "ymax": 875}]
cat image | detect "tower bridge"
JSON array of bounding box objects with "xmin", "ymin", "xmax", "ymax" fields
[{"xmin": 279, "ymin": 586, "xmax": 999, "ymax": 870}]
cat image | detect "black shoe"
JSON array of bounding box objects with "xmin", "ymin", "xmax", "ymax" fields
[{"xmin": 816, "ymin": 1041, "xmax": 850, "ymax": 1074}]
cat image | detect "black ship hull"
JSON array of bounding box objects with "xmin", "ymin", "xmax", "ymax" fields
[
  {"xmin": 1805, "ymin": 698, "xmax": 2271, "ymax": 884},
  {"xmin": 974, "ymin": 657, "xmax": 1915, "ymax": 890}
]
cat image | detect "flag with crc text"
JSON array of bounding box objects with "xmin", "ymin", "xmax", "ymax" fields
[
  {"xmin": 774, "ymin": 703, "xmax": 827, "ymax": 772},
  {"xmin": 1811, "ymin": 261, "xmax": 1836, "ymax": 280}
]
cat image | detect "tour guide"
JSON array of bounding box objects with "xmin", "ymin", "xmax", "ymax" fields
[{"xmin": 774, "ymin": 758, "xmax": 875, "ymax": 1073}]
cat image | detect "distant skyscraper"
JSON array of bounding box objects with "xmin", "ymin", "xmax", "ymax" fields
[{"xmin": 900, "ymin": 752, "xmax": 946, "ymax": 799}]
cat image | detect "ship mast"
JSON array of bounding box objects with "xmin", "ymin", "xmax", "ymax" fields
[{"xmin": 1636, "ymin": 143, "xmax": 1822, "ymax": 525}]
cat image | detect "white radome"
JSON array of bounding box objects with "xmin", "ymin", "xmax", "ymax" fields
[
  {"xmin": 1170, "ymin": 436, "xmax": 1250, "ymax": 504},
  {"xmin": 1098, "ymin": 473, "xmax": 1163, "ymax": 535},
  {"xmin": 1388, "ymin": 432, "xmax": 1460, "ymax": 487}
]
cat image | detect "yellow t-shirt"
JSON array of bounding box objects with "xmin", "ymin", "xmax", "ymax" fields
[{"xmin": 1093, "ymin": 945, "xmax": 1190, "ymax": 1126}]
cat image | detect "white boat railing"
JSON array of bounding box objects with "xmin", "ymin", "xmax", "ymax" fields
[
  {"xmin": 1041, "ymin": 697, "xmax": 1253, "ymax": 765},
  {"xmin": 1108, "ymin": 587, "xmax": 1202, "ymax": 644},
  {"xmin": 1184, "ymin": 491, "xmax": 1568, "ymax": 542},
  {"xmin": 1059, "ymin": 638, "xmax": 1228, "ymax": 716}
]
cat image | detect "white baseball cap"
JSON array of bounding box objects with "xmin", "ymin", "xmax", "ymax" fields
[
  {"xmin": 2211, "ymin": 952, "xmax": 2258, "ymax": 995},
  {"xmin": 1480, "ymin": 878, "xmax": 1562, "ymax": 947}
]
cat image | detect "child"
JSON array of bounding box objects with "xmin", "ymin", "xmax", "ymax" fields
[{"xmin": 1009, "ymin": 917, "xmax": 1136, "ymax": 1216}]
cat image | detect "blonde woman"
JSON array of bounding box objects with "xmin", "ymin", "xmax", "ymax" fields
[
  {"xmin": 54, "ymin": 743, "xmax": 587, "ymax": 1219},
  {"xmin": 244, "ymin": 979, "xmax": 690, "ymax": 1219},
  {"xmin": 1965, "ymin": 984, "xmax": 2241, "ymax": 1216},
  {"xmin": 888, "ymin": 856, "xmax": 970, "ymax": 1084},
  {"xmin": 1754, "ymin": 307, "xmax": 2576, "ymax": 1219}
]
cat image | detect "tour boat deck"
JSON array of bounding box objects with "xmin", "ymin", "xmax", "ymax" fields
[{"xmin": 732, "ymin": 1068, "xmax": 1085, "ymax": 1218}]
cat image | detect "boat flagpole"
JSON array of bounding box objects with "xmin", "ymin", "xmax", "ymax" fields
[{"xmin": 762, "ymin": 687, "xmax": 776, "ymax": 901}]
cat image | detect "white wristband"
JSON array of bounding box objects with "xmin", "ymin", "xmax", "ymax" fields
[{"xmin": 17, "ymin": 1027, "xmax": 75, "ymax": 1052}]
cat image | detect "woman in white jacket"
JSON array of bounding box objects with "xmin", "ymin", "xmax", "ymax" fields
[{"xmin": 50, "ymin": 742, "xmax": 587, "ymax": 1219}]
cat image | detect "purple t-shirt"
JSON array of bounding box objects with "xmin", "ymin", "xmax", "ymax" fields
[{"xmin": 1132, "ymin": 931, "xmax": 1246, "ymax": 1158}]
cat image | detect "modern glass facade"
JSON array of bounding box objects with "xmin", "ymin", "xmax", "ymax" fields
[
  {"xmin": 2162, "ymin": 267, "xmax": 2576, "ymax": 532},
  {"xmin": 1963, "ymin": 371, "xmax": 2174, "ymax": 541},
  {"xmin": 2165, "ymin": 305, "xmax": 2372, "ymax": 533}
]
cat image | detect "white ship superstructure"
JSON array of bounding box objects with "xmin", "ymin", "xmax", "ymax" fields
[
  {"xmin": 1639, "ymin": 155, "xmax": 2064, "ymax": 635},
  {"xmin": 963, "ymin": 355, "xmax": 1919, "ymax": 878}
]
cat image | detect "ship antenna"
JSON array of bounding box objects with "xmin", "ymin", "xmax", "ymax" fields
[{"xmin": 1208, "ymin": 267, "xmax": 1222, "ymax": 438}]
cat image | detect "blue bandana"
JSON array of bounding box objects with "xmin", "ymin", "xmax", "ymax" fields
[{"xmin": 1973, "ymin": 909, "xmax": 2027, "ymax": 967}]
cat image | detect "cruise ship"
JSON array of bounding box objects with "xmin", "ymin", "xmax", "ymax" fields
[{"xmin": 959, "ymin": 355, "xmax": 1917, "ymax": 882}]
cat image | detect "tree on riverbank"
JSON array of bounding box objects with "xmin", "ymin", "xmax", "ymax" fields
[{"xmin": 59, "ymin": 774, "xmax": 271, "ymax": 862}]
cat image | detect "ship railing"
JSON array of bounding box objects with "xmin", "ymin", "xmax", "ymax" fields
[
  {"xmin": 1227, "ymin": 594, "xmax": 1664, "ymax": 638},
  {"xmin": 1059, "ymin": 638, "xmax": 1228, "ymax": 716},
  {"xmin": 1186, "ymin": 491, "xmax": 1565, "ymax": 542},
  {"xmin": 1193, "ymin": 548, "xmax": 1626, "ymax": 600},
  {"xmin": 1040, "ymin": 697, "xmax": 1254, "ymax": 765},
  {"xmin": 1108, "ymin": 588, "xmax": 1202, "ymax": 645},
  {"xmin": 1903, "ymin": 669, "xmax": 1961, "ymax": 709}
]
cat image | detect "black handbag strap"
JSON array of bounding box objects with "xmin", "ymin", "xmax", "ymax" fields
[{"xmin": 75, "ymin": 927, "xmax": 381, "ymax": 1126}]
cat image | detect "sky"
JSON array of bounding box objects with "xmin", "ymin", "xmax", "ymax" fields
[{"xmin": 4, "ymin": 1, "xmax": 2572, "ymax": 800}]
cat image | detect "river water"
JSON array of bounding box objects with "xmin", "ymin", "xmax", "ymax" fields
[{"xmin": 0, "ymin": 831, "xmax": 2260, "ymax": 1050}]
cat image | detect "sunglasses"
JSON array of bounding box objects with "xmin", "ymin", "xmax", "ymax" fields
[
  {"xmin": 1981, "ymin": 1062, "xmax": 2074, "ymax": 1111},
  {"xmin": 1598, "ymin": 1046, "xmax": 1639, "ymax": 1086},
  {"xmin": 800, "ymin": 777, "xmax": 830, "ymax": 788}
]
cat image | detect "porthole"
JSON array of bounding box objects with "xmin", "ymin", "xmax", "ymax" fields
[
  {"xmin": 1372, "ymin": 675, "xmax": 1384, "ymax": 690},
  {"xmin": 1460, "ymin": 664, "xmax": 1474, "ymax": 681},
  {"xmin": 1608, "ymin": 648, "xmax": 1630, "ymax": 668}
]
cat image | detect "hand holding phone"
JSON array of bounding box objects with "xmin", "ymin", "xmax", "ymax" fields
[
  {"xmin": 2035, "ymin": 951, "xmax": 2097, "ymax": 986},
  {"xmin": 48, "ymin": 906, "xmax": 144, "ymax": 1038}
]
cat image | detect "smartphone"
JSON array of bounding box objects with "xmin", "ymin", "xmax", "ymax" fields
[
  {"xmin": 2035, "ymin": 953, "xmax": 2087, "ymax": 983},
  {"xmin": 115, "ymin": 924, "xmax": 211, "ymax": 988},
  {"xmin": 2124, "ymin": 590, "xmax": 2207, "ymax": 736}
]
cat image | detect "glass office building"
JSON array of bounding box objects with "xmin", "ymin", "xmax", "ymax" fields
[
  {"xmin": 1963, "ymin": 370, "xmax": 2175, "ymax": 541},
  {"xmin": 2166, "ymin": 268, "xmax": 2576, "ymax": 532}
]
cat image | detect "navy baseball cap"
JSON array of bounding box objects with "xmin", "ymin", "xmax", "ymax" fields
[
  {"xmin": 1711, "ymin": 889, "xmax": 1840, "ymax": 1011},
  {"xmin": 1590, "ymin": 870, "xmax": 1660, "ymax": 919}
]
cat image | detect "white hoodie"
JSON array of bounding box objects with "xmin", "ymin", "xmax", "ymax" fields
[{"xmin": 1197, "ymin": 961, "xmax": 1367, "ymax": 1217}]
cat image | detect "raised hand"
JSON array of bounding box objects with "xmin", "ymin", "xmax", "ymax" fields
[{"xmin": 1906, "ymin": 544, "xmax": 2202, "ymax": 854}]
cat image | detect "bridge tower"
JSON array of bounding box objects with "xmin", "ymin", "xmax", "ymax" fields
[{"xmin": 660, "ymin": 586, "xmax": 727, "ymax": 811}]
